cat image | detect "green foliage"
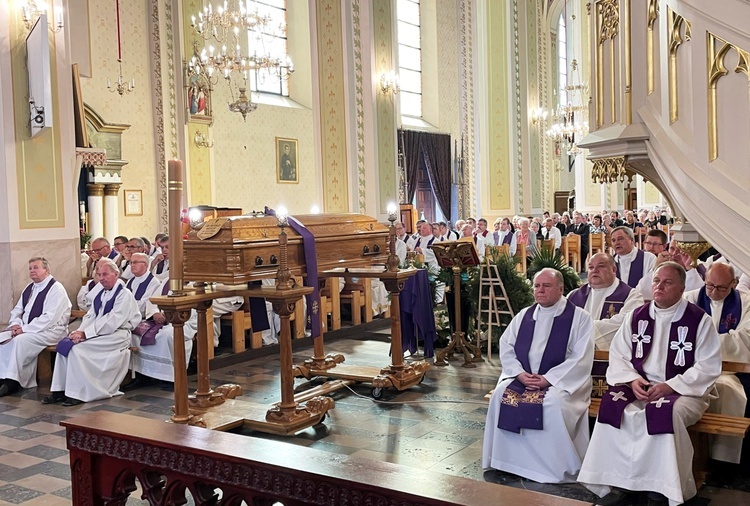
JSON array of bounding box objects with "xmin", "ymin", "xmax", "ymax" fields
[{"xmin": 526, "ymin": 247, "xmax": 582, "ymax": 295}]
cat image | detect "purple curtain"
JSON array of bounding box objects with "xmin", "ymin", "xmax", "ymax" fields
[
  {"xmin": 420, "ymin": 132, "xmax": 452, "ymax": 223},
  {"xmin": 398, "ymin": 129, "xmax": 421, "ymax": 203}
]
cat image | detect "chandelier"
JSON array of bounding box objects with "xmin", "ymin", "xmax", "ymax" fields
[
  {"xmin": 546, "ymin": 59, "xmax": 589, "ymax": 156},
  {"xmin": 189, "ymin": 1, "xmax": 294, "ymax": 93},
  {"xmin": 106, "ymin": 0, "xmax": 134, "ymax": 96},
  {"xmin": 227, "ymin": 87, "xmax": 257, "ymax": 121}
]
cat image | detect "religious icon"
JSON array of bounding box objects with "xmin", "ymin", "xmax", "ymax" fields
[
  {"xmin": 186, "ymin": 74, "xmax": 211, "ymax": 121},
  {"xmin": 276, "ymin": 137, "xmax": 298, "ymax": 184}
]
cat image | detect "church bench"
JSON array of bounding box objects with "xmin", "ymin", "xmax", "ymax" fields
[{"xmin": 36, "ymin": 309, "xmax": 89, "ymax": 386}]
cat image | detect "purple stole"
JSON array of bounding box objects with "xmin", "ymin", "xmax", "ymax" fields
[
  {"xmin": 133, "ymin": 281, "xmax": 170, "ymax": 346},
  {"xmin": 87, "ymin": 280, "xmax": 96, "ymax": 291},
  {"xmin": 493, "ymin": 231, "xmax": 499, "ymax": 245},
  {"xmin": 696, "ymin": 287, "xmax": 742, "ymax": 334},
  {"xmin": 416, "ymin": 236, "xmax": 435, "ymax": 250},
  {"xmin": 568, "ymin": 282, "xmax": 632, "ymax": 320},
  {"xmin": 155, "ymin": 259, "xmax": 168, "ymax": 274},
  {"xmin": 616, "ymin": 249, "xmax": 645, "ymax": 288},
  {"xmin": 501, "ymin": 232, "xmax": 513, "ymax": 246},
  {"xmin": 56, "ymin": 284, "xmax": 125, "ymax": 356},
  {"xmin": 126, "ymin": 273, "xmax": 155, "ymax": 301},
  {"xmin": 107, "ymin": 249, "xmax": 118, "ymax": 260},
  {"xmin": 598, "ymin": 302, "xmax": 704, "ymax": 435},
  {"xmin": 497, "ymin": 301, "xmax": 576, "ymax": 433},
  {"xmin": 21, "ymin": 278, "xmax": 57, "ymax": 323}
]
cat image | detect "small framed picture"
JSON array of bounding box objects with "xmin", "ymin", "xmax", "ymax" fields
[
  {"xmin": 276, "ymin": 137, "xmax": 298, "ymax": 184},
  {"xmin": 186, "ymin": 73, "xmax": 212, "ymax": 124},
  {"xmin": 124, "ymin": 190, "xmax": 143, "ymax": 216}
]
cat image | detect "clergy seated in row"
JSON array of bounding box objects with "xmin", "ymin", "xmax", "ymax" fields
[
  {"xmin": 611, "ymin": 226, "xmax": 655, "ymax": 290},
  {"xmin": 43, "ymin": 259, "xmax": 141, "ymax": 406},
  {"xmin": 460, "ymin": 224, "xmax": 485, "ymax": 260},
  {"xmin": 579, "ymin": 262, "xmax": 722, "ymax": 506},
  {"xmin": 409, "ymin": 221, "xmax": 445, "ymax": 303},
  {"xmin": 483, "ymin": 268, "xmax": 594, "ymax": 483},
  {"xmin": 118, "ymin": 237, "xmax": 149, "ymax": 281},
  {"xmin": 489, "ymin": 218, "xmax": 517, "ymax": 255},
  {"xmin": 636, "ymin": 230, "xmax": 703, "ymax": 300},
  {"xmin": 150, "ymin": 235, "xmax": 170, "ymax": 282},
  {"xmin": 568, "ymin": 253, "xmax": 644, "ymax": 350},
  {"xmin": 0, "ymin": 257, "xmax": 71, "ymax": 397},
  {"xmin": 124, "ymin": 276, "xmax": 196, "ymax": 390},
  {"xmin": 84, "ymin": 237, "xmax": 119, "ymax": 278},
  {"xmin": 685, "ymin": 262, "xmax": 750, "ymax": 464},
  {"xmin": 210, "ymin": 279, "xmax": 279, "ymax": 347}
]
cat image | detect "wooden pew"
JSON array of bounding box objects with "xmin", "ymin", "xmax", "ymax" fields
[
  {"xmin": 589, "ymin": 233, "xmax": 605, "ymax": 259},
  {"xmin": 514, "ymin": 240, "xmax": 527, "ymax": 273},
  {"xmin": 564, "ymin": 234, "xmax": 582, "ymax": 272}
]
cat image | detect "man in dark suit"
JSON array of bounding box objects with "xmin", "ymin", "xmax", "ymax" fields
[{"xmin": 572, "ymin": 211, "xmax": 590, "ymax": 271}]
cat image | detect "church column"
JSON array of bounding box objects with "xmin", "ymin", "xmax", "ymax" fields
[
  {"xmin": 87, "ymin": 184, "xmax": 105, "ymax": 240},
  {"xmin": 103, "ymin": 184, "xmax": 121, "ymax": 240}
]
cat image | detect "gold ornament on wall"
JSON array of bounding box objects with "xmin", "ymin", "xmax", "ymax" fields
[{"xmin": 667, "ymin": 7, "xmax": 692, "ymax": 124}]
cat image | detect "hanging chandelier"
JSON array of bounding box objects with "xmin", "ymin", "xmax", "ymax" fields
[
  {"xmin": 106, "ymin": 0, "xmax": 134, "ymax": 96},
  {"xmin": 228, "ymin": 87, "xmax": 257, "ymax": 121},
  {"xmin": 189, "ymin": 1, "xmax": 294, "ymax": 88},
  {"xmin": 546, "ymin": 59, "xmax": 589, "ymax": 156}
]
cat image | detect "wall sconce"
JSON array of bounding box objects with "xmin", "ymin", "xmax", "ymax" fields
[
  {"xmin": 22, "ymin": 1, "xmax": 64, "ymax": 32},
  {"xmin": 380, "ymin": 72, "xmax": 400, "ymax": 95},
  {"xmin": 530, "ymin": 107, "xmax": 548, "ymax": 125},
  {"xmin": 194, "ymin": 131, "xmax": 214, "ymax": 148}
]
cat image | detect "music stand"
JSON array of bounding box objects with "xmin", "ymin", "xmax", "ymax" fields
[{"xmin": 432, "ymin": 241, "xmax": 482, "ymax": 367}]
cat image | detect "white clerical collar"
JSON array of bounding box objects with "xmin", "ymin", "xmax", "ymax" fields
[
  {"xmin": 33, "ymin": 275, "xmax": 52, "ymax": 289},
  {"xmin": 590, "ymin": 278, "xmax": 620, "ymax": 295},
  {"xmin": 650, "ymin": 298, "xmax": 687, "ymax": 321},
  {"xmin": 133, "ymin": 272, "xmax": 150, "ymax": 283},
  {"xmin": 618, "ymin": 248, "xmax": 638, "ymax": 262},
  {"xmin": 533, "ymin": 297, "xmax": 567, "ymax": 319}
]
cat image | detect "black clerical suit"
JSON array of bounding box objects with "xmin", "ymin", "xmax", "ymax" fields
[{"xmin": 571, "ymin": 223, "xmax": 589, "ymax": 271}]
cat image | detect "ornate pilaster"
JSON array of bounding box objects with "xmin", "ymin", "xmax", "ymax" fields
[
  {"xmin": 103, "ymin": 184, "xmax": 121, "ymax": 239},
  {"xmin": 87, "ymin": 183, "xmax": 105, "ymax": 239}
]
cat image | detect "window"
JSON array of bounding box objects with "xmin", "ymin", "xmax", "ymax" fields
[
  {"xmin": 247, "ymin": 0, "xmax": 291, "ymax": 97},
  {"xmin": 397, "ymin": 0, "xmax": 421, "ymax": 117},
  {"xmin": 557, "ymin": 12, "xmax": 567, "ymax": 108}
]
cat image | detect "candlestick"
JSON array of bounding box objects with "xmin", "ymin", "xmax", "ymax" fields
[{"xmin": 168, "ymin": 160, "xmax": 185, "ymax": 296}]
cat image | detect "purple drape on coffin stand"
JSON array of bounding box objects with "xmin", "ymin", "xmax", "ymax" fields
[{"xmin": 400, "ymin": 269, "xmax": 437, "ymax": 357}]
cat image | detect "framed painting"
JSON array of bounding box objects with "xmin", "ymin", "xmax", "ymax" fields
[
  {"xmin": 186, "ymin": 73, "xmax": 212, "ymax": 123},
  {"xmin": 276, "ymin": 137, "xmax": 298, "ymax": 184}
]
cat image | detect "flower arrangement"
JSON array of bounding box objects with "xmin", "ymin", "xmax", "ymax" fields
[{"xmin": 80, "ymin": 227, "xmax": 92, "ymax": 250}]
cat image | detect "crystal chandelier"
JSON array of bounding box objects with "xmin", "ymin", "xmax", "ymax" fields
[
  {"xmin": 546, "ymin": 59, "xmax": 589, "ymax": 156},
  {"xmin": 189, "ymin": 1, "xmax": 294, "ymax": 99},
  {"xmin": 227, "ymin": 87, "xmax": 257, "ymax": 121}
]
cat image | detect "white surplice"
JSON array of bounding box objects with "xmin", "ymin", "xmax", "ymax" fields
[
  {"xmin": 127, "ymin": 272, "xmax": 162, "ymax": 320},
  {"xmin": 483, "ymin": 297, "xmax": 594, "ymax": 483},
  {"xmin": 616, "ymin": 247, "xmax": 656, "ymax": 288},
  {"xmin": 578, "ymin": 299, "xmax": 721, "ymax": 506},
  {"xmin": 684, "ymin": 288, "xmax": 750, "ymax": 462},
  {"xmin": 572, "ymin": 279, "xmax": 644, "ymax": 350},
  {"xmin": 51, "ymin": 280, "xmax": 141, "ymax": 402},
  {"xmin": 0, "ymin": 276, "xmax": 71, "ymax": 388}
]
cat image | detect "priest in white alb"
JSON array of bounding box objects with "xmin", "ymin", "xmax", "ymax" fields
[
  {"xmin": 578, "ymin": 262, "xmax": 721, "ymax": 506},
  {"xmin": 0, "ymin": 257, "xmax": 71, "ymax": 397},
  {"xmin": 483, "ymin": 268, "xmax": 594, "ymax": 483},
  {"xmin": 685, "ymin": 262, "xmax": 750, "ymax": 463},
  {"xmin": 568, "ymin": 253, "xmax": 643, "ymax": 350},
  {"xmin": 43, "ymin": 258, "xmax": 141, "ymax": 406}
]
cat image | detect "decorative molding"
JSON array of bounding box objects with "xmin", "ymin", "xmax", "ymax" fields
[
  {"xmin": 591, "ymin": 156, "xmax": 627, "ymax": 184},
  {"xmin": 103, "ymin": 184, "xmax": 121, "ymax": 197},
  {"xmin": 595, "ymin": 0, "xmax": 620, "ymax": 127},
  {"xmin": 623, "ymin": 0, "xmax": 631, "ymax": 125},
  {"xmin": 76, "ymin": 148, "xmax": 107, "ymax": 167},
  {"xmin": 707, "ymin": 32, "xmax": 750, "ymax": 162},
  {"xmin": 646, "ymin": 0, "xmax": 659, "ymax": 95},
  {"xmin": 667, "ymin": 7, "xmax": 691, "ymax": 124},
  {"xmin": 513, "ymin": 0, "xmax": 523, "ymax": 212},
  {"xmin": 87, "ymin": 183, "xmax": 105, "ymax": 197},
  {"xmin": 459, "ymin": 0, "xmax": 475, "ymax": 219},
  {"xmin": 538, "ymin": 0, "xmax": 550, "ymax": 211},
  {"xmin": 598, "ymin": 0, "xmax": 619, "ymax": 43},
  {"xmin": 373, "ymin": 0, "xmax": 396, "ymax": 214},
  {"xmin": 165, "ymin": 1, "xmax": 178, "ymax": 161},
  {"xmin": 352, "ymin": 0, "xmax": 366, "ymax": 214},
  {"xmin": 150, "ymin": 0, "xmax": 168, "ymax": 232}
]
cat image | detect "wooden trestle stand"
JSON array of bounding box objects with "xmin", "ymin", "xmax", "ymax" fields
[
  {"xmin": 292, "ymin": 215, "xmax": 430, "ymax": 398},
  {"xmin": 432, "ymin": 241, "xmax": 482, "ymax": 367}
]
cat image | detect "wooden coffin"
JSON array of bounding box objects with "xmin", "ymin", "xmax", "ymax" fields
[{"xmin": 183, "ymin": 213, "xmax": 390, "ymax": 284}]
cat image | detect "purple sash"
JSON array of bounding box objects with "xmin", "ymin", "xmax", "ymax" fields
[
  {"xmin": 598, "ymin": 302, "xmax": 703, "ymax": 434},
  {"xmin": 497, "ymin": 301, "xmax": 576, "ymax": 433},
  {"xmin": 416, "ymin": 236, "xmax": 435, "ymax": 250},
  {"xmin": 93, "ymin": 284, "xmax": 124, "ymax": 316},
  {"xmin": 21, "ymin": 278, "xmax": 57, "ymax": 323},
  {"xmin": 568, "ymin": 281, "xmax": 632, "ymax": 320},
  {"xmin": 107, "ymin": 249, "xmax": 118, "ymax": 259},
  {"xmin": 493, "ymin": 231, "xmax": 499, "ymax": 245},
  {"xmin": 696, "ymin": 286, "xmax": 742, "ymax": 334},
  {"xmin": 126, "ymin": 273, "xmax": 155, "ymax": 301},
  {"xmin": 501, "ymin": 232, "xmax": 513, "ymax": 245},
  {"xmin": 696, "ymin": 264, "xmax": 706, "ymax": 280},
  {"xmin": 87, "ymin": 280, "xmax": 96, "ymax": 291},
  {"xmin": 264, "ymin": 207, "xmax": 321, "ymax": 339},
  {"xmin": 155, "ymin": 259, "xmax": 167, "ymax": 274},
  {"xmin": 133, "ymin": 320, "xmax": 162, "ymax": 346},
  {"xmin": 616, "ymin": 249, "xmax": 645, "ymax": 288}
]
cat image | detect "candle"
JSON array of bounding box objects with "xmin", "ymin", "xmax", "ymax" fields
[
  {"xmin": 115, "ymin": 0, "xmax": 122, "ymax": 61},
  {"xmin": 79, "ymin": 201, "xmax": 86, "ymax": 223}
]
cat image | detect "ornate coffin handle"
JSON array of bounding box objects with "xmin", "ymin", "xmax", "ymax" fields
[
  {"xmin": 362, "ymin": 244, "xmax": 380, "ymax": 256},
  {"xmin": 255, "ymin": 256, "xmax": 263, "ymax": 266},
  {"xmin": 269, "ymin": 255, "xmax": 278, "ymax": 265}
]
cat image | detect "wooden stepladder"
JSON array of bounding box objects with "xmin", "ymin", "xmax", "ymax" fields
[{"xmin": 476, "ymin": 259, "xmax": 515, "ymax": 363}]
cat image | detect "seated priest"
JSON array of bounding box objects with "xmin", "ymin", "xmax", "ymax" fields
[
  {"xmin": 43, "ymin": 258, "xmax": 141, "ymax": 406},
  {"xmin": 84, "ymin": 237, "xmax": 119, "ymax": 278},
  {"xmin": 150, "ymin": 235, "xmax": 170, "ymax": 281},
  {"xmin": 126, "ymin": 276, "xmax": 196, "ymax": 388},
  {"xmin": 483, "ymin": 268, "xmax": 594, "ymax": 483},
  {"xmin": 76, "ymin": 271, "xmax": 102, "ymax": 313},
  {"xmin": 491, "ymin": 217, "xmax": 517, "ymax": 256},
  {"xmin": 611, "ymin": 226, "xmax": 655, "ymax": 289},
  {"xmin": 412, "ymin": 221, "xmax": 445, "ymax": 303},
  {"xmin": 120, "ymin": 237, "xmax": 148, "ymax": 281},
  {"xmin": 684, "ymin": 262, "xmax": 750, "ymax": 463},
  {"xmin": 125, "ymin": 253, "xmax": 162, "ymax": 319},
  {"xmin": 578, "ymin": 262, "xmax": 721, "ymax": 506},
  {"xmin": 0, "ymin": 257, "xmax": 71, "ymax": 397},
  {"xmin": 637, "ymin": 231, "xmax": 702, "ymax": 300},
  {"xmin": 568, "ymin": 253, "xmax": 644, "ymax": 349}
]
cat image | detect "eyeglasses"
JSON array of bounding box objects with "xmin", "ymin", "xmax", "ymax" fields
[
  {"xmin": 114, "ymin": 242, "xmax": 126, "ymax": 247},
  {"xmin": 643, "ymin": 241, "xmax": 665, "ymax": 247},
  {"xmin": 126, "ymin": 245, "xmax": 140, "ymax": 249},
  {"xmin": 130, "ymin": 260, "xmax": 148, "ymax": 265},
  {"xmin": 705, "ymin": 282, "xmax": 732, "ymax": 293},
  {"xmin": 91, "ymin": 245, "xmax": 108, "ymax": 253}
]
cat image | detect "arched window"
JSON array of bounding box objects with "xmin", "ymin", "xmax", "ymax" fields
[
  {"xmin": 248, "ymin": 0, "xmax": 291, "ymax": 97},
  {"xmin": 397, "ymin": 0, "xmax": 422, "ymax": 117}
]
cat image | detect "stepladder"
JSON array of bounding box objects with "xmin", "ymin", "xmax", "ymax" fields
[{"xmin": 476, "ymin": 259, "xmax": 515, "ymax": 363}]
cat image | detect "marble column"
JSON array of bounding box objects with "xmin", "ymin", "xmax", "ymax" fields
[
  {"xmin": 103, "ymin": 183, "xmax": 121, "ymax": 240},
  {"xmin": 87, "ymin": 184, "xmax": 105, "ymax": 240}
]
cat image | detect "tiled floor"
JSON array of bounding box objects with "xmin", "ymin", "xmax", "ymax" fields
[{"xmin": 0, "ymin": 322, "xmax": 746, "ymax": 505}]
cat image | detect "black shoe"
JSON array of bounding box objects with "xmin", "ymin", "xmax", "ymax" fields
[
  {"xmin": 645, "ymin": 492, "xmax": 668, "ymax": 505},
  {"xmin": 597, "ymin": 490, "xmax": 637, "ymax": 506},
  {"xmin": 0, "ymin": 379, "xmax": 20, "ymax": 397},
  {"xmin": 121, "ymin": 375, "xmax": 154, "ymax": 392},
  {"xmin": 61, "ymin": 397, "xmax": 83, "ymax": 407},
  {"xmin": 41, "ymin": 392, "xmax": 66, "ymax": 405}
]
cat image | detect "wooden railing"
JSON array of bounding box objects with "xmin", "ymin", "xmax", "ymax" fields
[{"xmin": 61, "ymin": 411, "xmax": 589, "ymax": 506}]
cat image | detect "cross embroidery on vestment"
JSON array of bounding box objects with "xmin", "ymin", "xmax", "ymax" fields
[
  {"xmin": 609, "ymin": 391, "xmax": 627, "ymax": 402},
  {"xmin": 632, "ymin": 320, "xmax": 652, "ymax": 358},
  {"xmin": 651, "ymin": 397, "xmax": 671, "ymax": 408},
  {"xmin": 670, "ymin": 326, "xmax": 693, "ymax": 367}
]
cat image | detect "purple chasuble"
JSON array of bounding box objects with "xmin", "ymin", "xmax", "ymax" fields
[
  {"xmin": 21, "ymin": 278, "xmax": 57, "ymax": 323},
  {"xmin": 568, "ymin": 282, "xmax": 632, "ymax": 320},
  {"xmin": 497, "ymin": 301, "xmax": 576, "ymax": 433},
  {"xmin": 501, "ymin": 232, "xmax": 513, "ymax": 246},
  {"xmin": 616, "ymin": 249, "xmax": 646, "ymax": 288},
  {"xmin": 696, "ymin": 287, "xmax": 742, "ymax": 334},
  {"xmin": 107, "ymin": 250, "xmax": 118, "ymax": 260},
  {"xmin": 57, "ymin": 284, "xmax": 125, "ymax": 356},
  {"xmin": 598, "ymin": 302, "xmax": 703, "ymax": 434},
  {"xmin": 126, "ymin": 273, "xmax": 155, "ymax": 301},
  {"xmin": 155, "ymin": 260, "xmax": 167, "ymax": 274}
]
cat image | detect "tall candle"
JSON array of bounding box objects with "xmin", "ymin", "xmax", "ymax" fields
[
  {"xmin": 115, "ymin": 0, "xmax": 122, "ymax": 61},
  {"xmin": 167, "ymin": 160, "xmax": 184, "ymax": 294}
]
